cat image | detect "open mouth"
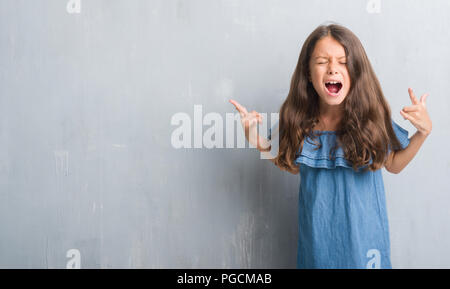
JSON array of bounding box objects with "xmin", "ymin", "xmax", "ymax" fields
[{"xmin": 324, "ymin": 81, "xmax": 343, "ymax": 95}]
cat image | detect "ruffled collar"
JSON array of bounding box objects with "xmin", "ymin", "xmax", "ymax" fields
[{"xmin": 294, "ymin": 131, "xmax": 372, "ymax": 170}]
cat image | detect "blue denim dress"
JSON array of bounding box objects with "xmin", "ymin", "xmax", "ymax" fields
[{"xmin": 270, "ymin": 119, "xmax": 410, "ymax": 269}]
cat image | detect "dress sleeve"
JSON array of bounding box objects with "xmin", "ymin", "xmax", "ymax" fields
[{"xmin": 391, "ymin": 119, "xmax": 410, "ymax": 150}]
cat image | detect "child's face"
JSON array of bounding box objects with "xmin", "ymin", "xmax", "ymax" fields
[{"xmin": 308, "ymin": 36, "xmax": 351, "ymax": 108}]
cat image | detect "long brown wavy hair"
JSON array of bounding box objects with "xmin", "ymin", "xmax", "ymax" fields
[{"xmin": 273, "ymin": 23, "xmax": 404, "ymax": 174}]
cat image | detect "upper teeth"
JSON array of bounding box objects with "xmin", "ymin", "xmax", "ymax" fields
[{"xmin": 326, "ymin": 81, "xmax": 340, "ymax": 84}]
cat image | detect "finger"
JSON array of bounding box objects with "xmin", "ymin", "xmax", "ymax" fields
[
  {"xmin": 258, "ymin": 114, "xmax": 263, "ymax": 124},
  {"xmin": 408, "ymin": 88, "xmax": 419, "ymax": 105},
  {"xmin": 229, "ymin": 99, "xmax": 248, "ymax": 116},
  {"xmin": 229, "ymin": 99, "xmax": 248, "ymax": 114},
  {"xmin": 248, "ymin": 111, "xmax": 261, "ymax": 120},
  {"xmin": 400, "ymin": 109, "xmax": 419, "ymax": 124},
  {"xmin": 250, "ymin": 112, "xmax": 263, "ymax": 124},
  {"xmin": 402, "ymin": 105, "xmax": 420, "ymax": 113},
  {"xmin": 246, "ymin": 113, "xmax": 263, "ymax": 125},
  {"xmin": 250, "ymin": 110, "xmax": 261, "ymax": 117},
  {"xmin": 420, "ymin": 93, "xmax": 428, "ymax": 106}
]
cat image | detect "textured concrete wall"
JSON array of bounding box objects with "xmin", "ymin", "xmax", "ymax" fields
[{"xmin": 0, "ymin": 0, "xmax": 448, "ymax": 268}]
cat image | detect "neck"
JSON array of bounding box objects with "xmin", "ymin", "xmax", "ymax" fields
[
  {"xmin": 317, "ymin": 102, "xmax": 343, "ymax": 130},
  {"xmin": 319, "ymin": 100, "xmax": 343, "ymax": 117}
]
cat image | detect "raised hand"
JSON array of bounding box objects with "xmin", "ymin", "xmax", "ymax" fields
[
  {"xmin": 400, "ymin": 88, "xmax": 432, "ymax": 137},
  {"xmin": 229, "ymin": 99, "xmax": 263, "ymax": 149}
]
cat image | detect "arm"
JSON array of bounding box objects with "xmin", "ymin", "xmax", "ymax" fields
[
  {"xmin": 229, "ymin": 99, "xmax": 277, "ymax": 165},
  {"xmin": 386, "ymin": 87, "xmax": 432, "ymax": 174},
  {"xmin": 257, "ymin": 135, "xmax": 276, "ymax": 164},
  {"xmin": 258, "ymin": 135, "xmax": 300, "ymax": 175},
  {"xmin": 229, "ymin": 100, "xmax": 298, "ymax": 173},
  {"xmin": 385, "ymin": 130, "xmax": 429, "ymax": 174}
]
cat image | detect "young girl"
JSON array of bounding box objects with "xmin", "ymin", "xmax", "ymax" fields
[{"xmin": 229, "ymin": 23, "xmax": 432, "ymax": 269}]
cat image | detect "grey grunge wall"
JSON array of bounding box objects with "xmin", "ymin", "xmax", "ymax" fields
[{"xmin": 0, "ymin": 0, "xmax": 449, "ymax": 268}]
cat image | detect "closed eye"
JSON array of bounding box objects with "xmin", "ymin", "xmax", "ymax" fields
[{"xmin": 317, "ymin": 62, "xmax": 346, "ymax": 65}]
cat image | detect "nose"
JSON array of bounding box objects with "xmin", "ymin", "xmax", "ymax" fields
[
  {"xmin": 327, "ymin": 66, "xmax": 338, "ymax": 75},
  {"xmin": 327, "ymin": 61, "xmax": 339, "ymax": 75}
]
